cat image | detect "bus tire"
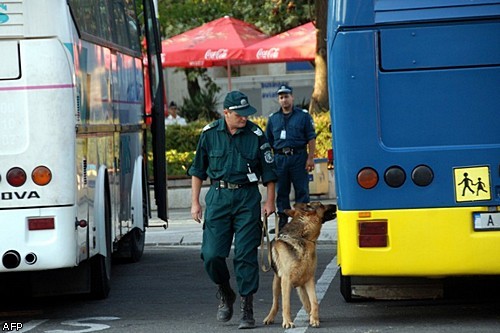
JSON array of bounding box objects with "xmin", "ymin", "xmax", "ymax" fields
[
  {"xmin": 90, "ymin": 187, "xmax": 112, "ymax": 299},
  {"xmin": 128, "ymin": 227, "xmax": 145, "ymax": 263},
  {"xmin": 130, "ymin": 181, "xmax": 148, "ymax": 262},
  {"xmin": 114, "ymin": 173, "xmax": 147, "ymax": 262},
  {"xmin": 339, "ymin": 268, "xmax": 353, "ymax": 302},
  {"xmin": 90, "ymin": 253, "xmax": 111, "ymax": 299}
]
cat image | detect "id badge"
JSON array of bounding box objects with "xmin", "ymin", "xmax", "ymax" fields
[
  {"xmin": 280, "ymin": 130, "xmax": 286, "ymax": 140},
  {"xmin": 247, "ymin": 173, "xmax": 258, "ymax": 182}
]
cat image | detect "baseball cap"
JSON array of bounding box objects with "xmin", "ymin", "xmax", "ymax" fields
[
  {"xmin": 223, "ymin": 91, "xmax": 256, "ymax": 117},
  {"xmin": 277, "ymin": 84, "xmax": 293, "ymax": 95}
]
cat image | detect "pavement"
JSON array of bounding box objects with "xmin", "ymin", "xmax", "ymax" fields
[{"xmin": 145, "ymin": 198, "xmax": 338, "ymax": 246}]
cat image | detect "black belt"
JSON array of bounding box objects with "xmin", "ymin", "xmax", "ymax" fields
[
  {"xmin": 212, "ymin": 180, "xmax": 256, "ymax": 189},
  {"xmin": 274, "ymin": 147, "xmax": 306, "ymax": 156}
]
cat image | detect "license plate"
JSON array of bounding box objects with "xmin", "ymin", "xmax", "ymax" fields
[{"xmin": 473, "ymin": 212, "xmax": 500, "ymax": 231}]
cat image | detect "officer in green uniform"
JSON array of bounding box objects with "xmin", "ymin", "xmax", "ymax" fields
[{"xmin": 188, "ymin": 90, "xmax": 277, "ymax": 329}]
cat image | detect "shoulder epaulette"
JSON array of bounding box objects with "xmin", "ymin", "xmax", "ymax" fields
[
  {"xmin": 202, "ymin": 121, "xmax": 217, "ymax": 132},
  {"xmin": 251, "ymin": 125, "xmax": 263, "ymax": 137}
]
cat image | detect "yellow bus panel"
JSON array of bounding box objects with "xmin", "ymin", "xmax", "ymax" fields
[{"xmin": 337, "ymin": 207, "xmax": 500, "ymax": 276}]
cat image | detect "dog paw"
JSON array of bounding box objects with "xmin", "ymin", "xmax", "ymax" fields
[
  {"xmin": 263, "ymin": 316, "xmax": 274, "ymax": 325},
  {"xmin": 282, "ymin": 321, "xmax": 295, "ymax": 329},
  {"xmin": 309, "ymin": 319, "xmax": 320, "ymax": 328}
]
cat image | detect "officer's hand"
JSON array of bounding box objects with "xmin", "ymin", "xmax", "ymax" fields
[
  {"xmin": 262, "ymin": 205, "xmax": 275, "ymax": 218},
  {"xmin": 305, "ymin": 157, "xmax": 315, "ymax": 172},
  {"xmin": 191, "ymin": 203, "xmax": 203, "ymax": 223}
]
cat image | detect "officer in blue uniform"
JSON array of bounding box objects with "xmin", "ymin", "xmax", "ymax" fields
[
  {"xmin": 266, "ymin": 84, "xmax": 316, "ymax": 231},
  {"xmin": 189, "ymin": 90, "xmax": 277, "ymax": 329}
]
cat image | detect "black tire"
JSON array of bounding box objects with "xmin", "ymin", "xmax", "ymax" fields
[
  {"xmin": 128, "ymin": 227, "xmax": 145, "ymax": 263},
  {"xmin": 89, "ymin": 253, "xmax": 111, "ymax": 299},
  {"xmin": 90, "ymin": 188, "xmax": 112, "ymax": 299},
  {"xmin": 113, "ymin": 170, "xmax": 148, "ymax": 262},
  {"xmin": 339, "ymin": 268, "xmax": 353, "ymax": 303}
]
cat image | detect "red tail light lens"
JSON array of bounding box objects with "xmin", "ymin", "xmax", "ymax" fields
[
  {"xmin": 358, "ymin": 220, "xmax": 388, "ymax": 247},
  {"xmin": 28, "ymin": 217, "xmax": 55, "ymax": 230},
  {"xmin": 32, "ymin": 166, "xmax": 52, "ymax": 186},
  {"xmin": 357, "ymin": 167, "xmax": 378, "ymax": 189},
  {"xmin": 7, "ymin": 167, "xmax": 27, "ymax": 187}
]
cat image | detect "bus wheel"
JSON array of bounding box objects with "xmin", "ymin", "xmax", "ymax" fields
[
  {"xmin": 129, "ymin": 227, "xmax": 145, "ymax": 263},
  {"xmin": 90, "ymin": 191, "xmax": 112, "ymax": 299},
  {"xmin": 90, "ymin": 252, "xmax": 111, "ymax": 299},
  {"xmin": 339, "ymin": 268, "xmax": 353, "ymax": 302}
]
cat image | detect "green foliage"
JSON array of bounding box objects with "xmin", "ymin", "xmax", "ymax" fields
[
  {"xmin": 158, "ymin": 0, "xmax": 314, "ymax": 38},
  {"xmin": 231, "ymin": 0, "xmax": 313, "ymax": 35},
  {"xmin": 166, "ymin": 150, "xmax": 196, "ymax": 177},
  {"xmin": 165, "ymin": 121, "xmax": 205, "ymax": 151},
  {"xmin": 312, "ymin": 112, "xmax": 332, "ymax": 159},
  {"xmin": 159, "ymin": 0, "xmax": 234, "ymax": 37},
  {"xmin": 180, "ymin": 86, "xmax": 221, "ymax": 122}
]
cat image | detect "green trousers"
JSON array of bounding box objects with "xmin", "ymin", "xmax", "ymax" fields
[{"xmin": 201, "ymin": 184, "xmax": 262, "ymax": 297}]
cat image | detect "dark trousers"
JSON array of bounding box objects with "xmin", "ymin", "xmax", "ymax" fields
[
  {"xmin": 274, "ymin": 151, "xmax": 310, "ymax": 214},
  {"xmin": 201, "ymin": 185, "xmax": 262, "ymax": 297}
]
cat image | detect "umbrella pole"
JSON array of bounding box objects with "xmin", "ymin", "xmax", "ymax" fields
[{"xmin": 227, "ymin": 60, "xmax": 232, "ymax": 91}]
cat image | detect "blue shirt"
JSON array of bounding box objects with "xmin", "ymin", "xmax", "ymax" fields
[{"xmin": 266, "ymin": 106, "xmax": 316, "ymax": 150}]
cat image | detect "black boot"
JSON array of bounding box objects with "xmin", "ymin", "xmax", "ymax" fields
[
  {"xmin": 216, "ymin": 282, "xmax": 236, "ymax": 322},
  {"xmin": 238, "ymin": 295, "xmax": 255, "ymax": 329},
  {"xmin": 278, "ymin": 212, "xmax": 288, "ymax": 230}
]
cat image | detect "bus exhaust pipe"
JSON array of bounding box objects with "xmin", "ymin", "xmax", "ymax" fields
[
  {"xmin": 25, "ymin": 252, "xmax": 37, "ymax": 265},
  {"xmin": 2, "ymin": 250, "xmax": 21, "ymax": 269}
]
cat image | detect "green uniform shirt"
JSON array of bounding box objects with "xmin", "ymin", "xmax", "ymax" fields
[{"xmin": 188, "ymin": 118, "xmax": 277, "ymax": 185}]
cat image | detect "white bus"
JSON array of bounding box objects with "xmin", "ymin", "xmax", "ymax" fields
[{"xmin": 0, "ymin": 0, "xmax": 167, "ymax": 299}]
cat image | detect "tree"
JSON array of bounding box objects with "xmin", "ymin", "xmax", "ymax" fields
[
  {"xmin": 157, "ymin": 0, "xmax": 329, "ymax": 116},
  {"xmin": 310, "ymin": 0, "xmax": 329, "ymax": 113}
]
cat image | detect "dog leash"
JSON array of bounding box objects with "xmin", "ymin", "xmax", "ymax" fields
[{"xmin": 260, "ymin": 212, "xmax": 278, "ymax": 273}]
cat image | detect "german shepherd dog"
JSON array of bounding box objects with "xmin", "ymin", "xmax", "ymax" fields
[{"xmin": 263, "ymin": 202, "xmax": 337, "ymax": 328}]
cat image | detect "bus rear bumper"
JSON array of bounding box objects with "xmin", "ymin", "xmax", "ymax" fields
[
  {"xmin": 337, "ymin": 207, "xmax": 500, "ymax": 277},
  {"xmin": 0, "ymin": 206, "xmax": 79, "ymax": 272}
]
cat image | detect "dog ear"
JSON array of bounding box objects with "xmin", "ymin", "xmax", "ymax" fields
[
  {"xmin": 284, "ymin": 208, "xmax": 296, "ymax": 217},
  {"xmin": 322, "ymin": 204, "xmax": 337, "ymax": 222}
]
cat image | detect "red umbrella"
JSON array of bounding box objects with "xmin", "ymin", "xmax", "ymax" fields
[
  {"xmin": 243, "ymin": 22, "xmax": 316, "ymax": 63},
  {"xmin": 162, "ymin": 16, "xmax": 267, "ymax": 89}
]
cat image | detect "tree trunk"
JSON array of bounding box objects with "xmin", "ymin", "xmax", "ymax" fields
[
  {"xmin": 310, "ymin": 0, "xmax": 329, "ymax": 113},
  {"xmin": 184, "ymin": 68, "xmax": 202, "ymax": 99}
]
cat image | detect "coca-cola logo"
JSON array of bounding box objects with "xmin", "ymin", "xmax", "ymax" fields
[
  {"xmin": 205, "ymin": 49, "xmax": 229, "ymax": 60},
  {"xmin": 256, "ymin": 48, "xmax": 280, "ymax": 59}
]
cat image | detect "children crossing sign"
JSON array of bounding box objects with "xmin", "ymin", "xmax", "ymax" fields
[{"xmin": 453, "ymin": 166, "xmax": 491, "ymax": 202}]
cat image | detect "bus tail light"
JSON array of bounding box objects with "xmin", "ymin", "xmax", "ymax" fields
[
  {"xmin": 32, "ymin": 166, "xmax": 52, "ymax": 186},
  {"xmin": 384, "ymin": 166, "xmax": 406, "ymax": 188},
  {"xmin": 6, "ymin": 167, "xmax": 27, "ymax": 187},
  {"xmin": 359, "ymin": 220, "xmax": 388, "ymax": 247},
  {"xmin": 28, "ymin": 217, "xmax": 55, "ymax": 230},
  {"xmin": 411, "ymin": 165, "xmax": 434, "ymax": 186},
  {"xmin": 357, "ymin": 167, "xmax": 378, "ymax": 189}
]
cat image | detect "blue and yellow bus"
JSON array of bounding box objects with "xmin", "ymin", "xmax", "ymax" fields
[{"xmin": 327, "ymin": 0, "xmax": 500, "ymax": 301}]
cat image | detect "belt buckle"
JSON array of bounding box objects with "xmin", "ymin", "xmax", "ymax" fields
[{"xmin": 283, "ymin": 147, "xmax": 293, "ymax": 156}]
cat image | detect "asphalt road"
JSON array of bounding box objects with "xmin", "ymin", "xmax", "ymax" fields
[{"xmin": 2, "ymin": 244, "xmax": 500, "ymax": 333}]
